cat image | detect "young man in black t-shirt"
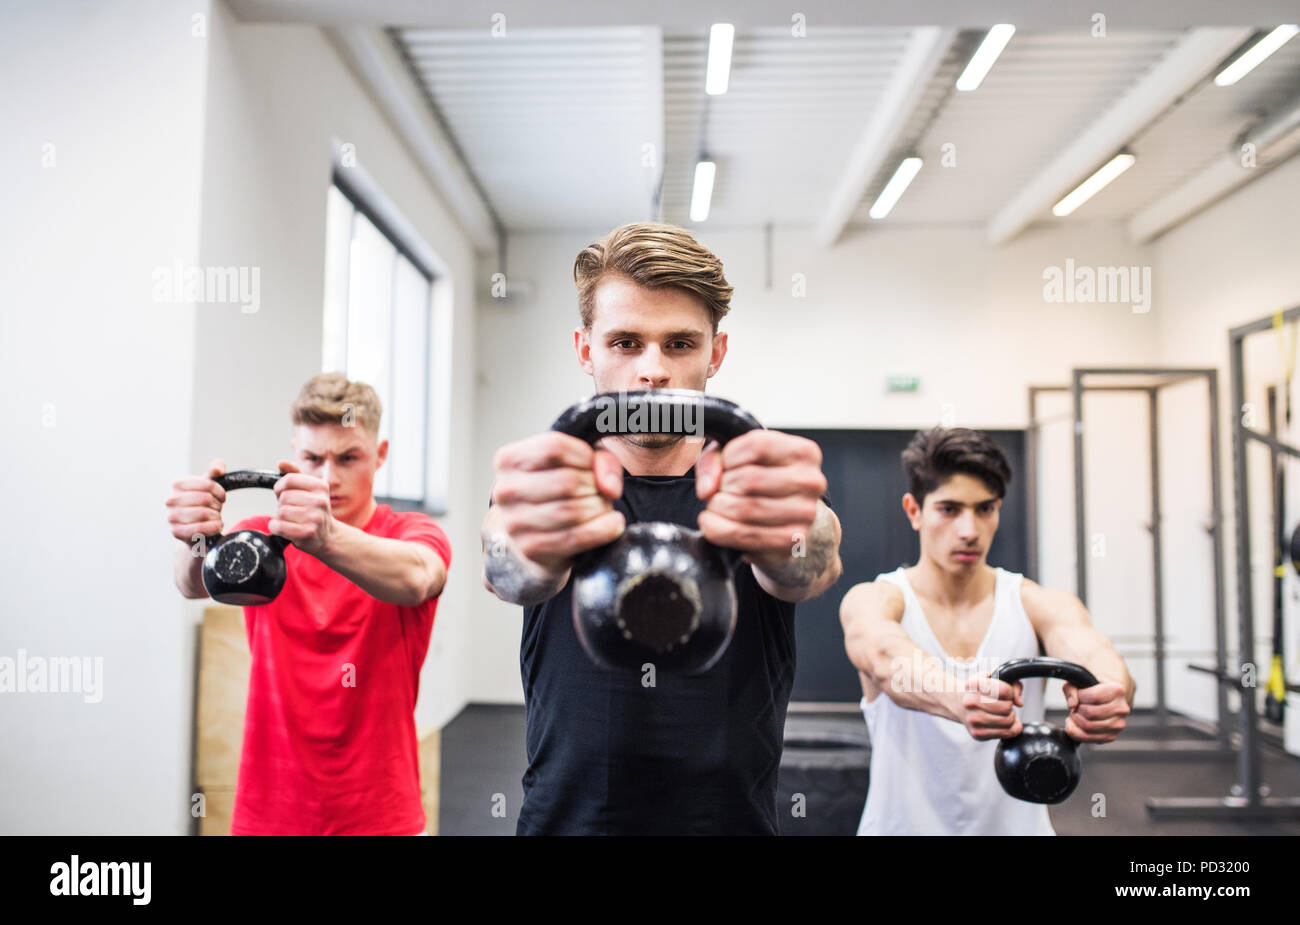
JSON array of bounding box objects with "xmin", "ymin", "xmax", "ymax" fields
[{"xmin": 481, "ymin": 222, "xmax": 843, "ymax": 835}]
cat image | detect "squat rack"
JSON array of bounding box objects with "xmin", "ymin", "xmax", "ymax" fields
[
  {"xmin": 1147, "ymin": 308, "xmax": 1300, "ymax": 819},
  {"xmin": 1026, "ymin": 369, "xmax": 1228, "ymax": 754}
]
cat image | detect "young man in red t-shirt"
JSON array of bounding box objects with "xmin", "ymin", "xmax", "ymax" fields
[{"xmin": 166, "ymin": 373, "xmax": 451, "ymax": 835}]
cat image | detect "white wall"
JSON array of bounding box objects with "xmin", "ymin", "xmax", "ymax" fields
[
  {"xmin": 470, "ymin": 221, "xmax": 1162, "ymax": 704},
  {"xmin": 0, "ymin": 0, "xmax": 212, "ymax": 834},
  {"xmin": 191, "ymin": 2, "xmax": 479, "ymax": 738},
  {"xmin": 0, "ymin": 0, "xmax": 483, "ymax": 835},
  {"xmin": 1152, "ymin": 152, "xmax": 1300, "ymax": 750}
]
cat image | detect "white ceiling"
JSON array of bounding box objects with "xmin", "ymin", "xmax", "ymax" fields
[
  {"xmin": 397, "ymin": 27, "xmax": 662, "ymax": 230},
  {"xmin": 384, "ymin": 23, "xmax": 1300, "ymax": 238}
]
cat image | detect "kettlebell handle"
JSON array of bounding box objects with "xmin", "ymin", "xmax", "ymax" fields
[
  {"xmin": 991, "ymin": 656, "xmax": 1098, "ymax": 688},
  {"xmin": 214, "ymin": 469, "xmax": 283, "ymax": 491},
  {"xmin": 212, "ymin": 469, "xmax": 289, "ymax": 550},
  {"xmin": 551, "ymin": 390, "xmax": 762, "ymax": 445}
]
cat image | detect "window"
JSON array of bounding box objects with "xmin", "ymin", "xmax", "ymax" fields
[{"xmin": 321, "ymin": 149, "xmax": 450, "ymax": 514}]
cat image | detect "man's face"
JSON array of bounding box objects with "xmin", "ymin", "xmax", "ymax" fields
[
  {"xmin": 905, "ymin": 473, "xmax": 1002, "ymax": 574},
  {"xmin": 290, "ymin": 422, "xmax": 387, "ymax": 523},
  {"xmin": 574, "ymin": 274, "xmax": 727, "ymax": 449}
]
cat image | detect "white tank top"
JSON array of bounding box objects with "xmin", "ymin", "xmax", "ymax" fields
[{"xmin": 857, "ymin": 567, "xmax": 1056, "ymax": 836}]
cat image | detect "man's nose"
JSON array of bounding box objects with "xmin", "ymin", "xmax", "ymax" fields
[
  {"xmin": 319, "ymin": 461, "xmax": 340, "ymax": 488},
  {"xmin": 637, "ymin": 346, "xmax": 671, "ymax": 389}
]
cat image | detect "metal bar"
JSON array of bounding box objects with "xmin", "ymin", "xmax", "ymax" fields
[
  {"xmin": 1149, "ymin": 388, "xmax": 1166, "ymax": 724},
  {"xmin": 1087, "ymin": 743, "xmax": 1231, "ymax": 762},
  {"xmin": 1029, "ymin": 385, "xmax": 1160, "ymax": 393},
  {"xmin": 1078, "ymin": 372, "xmax": 1207, "ymax": 388},
  {"xmin": 1207, "ymin": 369, "xmax": 1229, "ymax": 745},
  {"xmin": 1228, "ymin": 304, "xmax": 1300, "ymax": 341},
  {"xmin": 1229, "ymin": 328, "xmax": 1260, "ymax": 806},
  {"xmin": 1243, "ymin": 426, "xmax": 1300, "ymax": 460},
  {"xmin": 1027, "ymin": 387, "xmax": 1040, "ymax": 581},
  {"xmin": 1072, "ymin": 370, "xmax": 1087, "ymax": 604},
  {"xmin": 1147, "ymin": 797, "xmax": 1300, "ymax": 819},
  {"xmin": 1075, "ymin": 367, "xmax": 1234, "ymax": 378}
]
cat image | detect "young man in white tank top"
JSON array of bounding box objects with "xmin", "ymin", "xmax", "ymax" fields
[{"xmin": 839, "ymin": 427, "xmax": 1135, "ymax": 835}]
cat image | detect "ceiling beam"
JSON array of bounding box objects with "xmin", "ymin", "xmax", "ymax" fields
[
  {"xmin": 326, "ymin": 25, "xmax": 500, "ymax": 253},
  {"xmin": 1130, "ymin": 91, "xmax": 1300, "ymax": 242},
  {"xmin": 815, "ymin": 27, "xmax": 952, "ymax": 247},
  {"xmin": 230, "ymin": 0, "xmax": 1300, "ymax": 30},
  {"xmin": 985, "ymin": 27, "xmax": 1253, "ymax": 246}
]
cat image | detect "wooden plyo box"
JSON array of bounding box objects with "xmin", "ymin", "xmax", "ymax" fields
[{"xmin": 195, "ymin": 606, "xmax": 440, "ymax": 835}]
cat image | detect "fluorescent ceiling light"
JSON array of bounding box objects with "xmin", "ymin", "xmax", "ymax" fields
[
  {"xmin": 1214, "ymin": 25, "xmax": 1299, "ymax": 86},
  {"xmin": 869, "ymin": 157, "xmax": 923, "ymax": 219},
  {"xmin": 955, "ymin": 24, "xmax": 1015, "ymax": 91},
  {"xmin": 690, "ymin": 160, "xmax": 716, "ymax": 222},
  {"xmin": 706, "ymin": 24, "xmax": 735, "ymax": 95},
  {"xmin": 1052, "ymin": 152, "xmax": 1136, "ymax": 217}
]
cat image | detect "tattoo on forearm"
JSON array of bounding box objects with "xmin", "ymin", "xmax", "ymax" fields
[
  {"xmin": 483, "ymin": 531, "xmax": 567, "ymax": 606},
  {"xmin": 754, "ymin": 501, "xmax": 842, "ymax": 589},
  {"xmin": 754, "ymin": 507, "xmax": 837, "ymax": 590}
]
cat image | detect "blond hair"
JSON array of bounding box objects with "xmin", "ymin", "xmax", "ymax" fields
[
  {"xmin": 573, "ymin": 222, "xmax": 733, "ymax": 332},
  {"xmin": 290, "ymin": 372, "xmax": 382, "ymax": 436}
]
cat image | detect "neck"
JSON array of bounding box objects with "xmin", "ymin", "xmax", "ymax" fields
[
  {"xmin": 339, "ymin": 497, "xmax": 378, "ymax": 529},
  {"xmin": 603, "ymin": 434, "xmax": 706, "ymax": 477},
  {"xmin": 910, "ymin": 554, "xmax": 993, "ymax": 607}
]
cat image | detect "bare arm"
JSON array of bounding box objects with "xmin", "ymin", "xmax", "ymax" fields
[
  {"xmin": 166, "ymin": 459, "xmax": 226, "ymax": 600},
  {"xmin": 173, "ymin": 542, "xmax": 209, "ymax": 599},
  {"xmin": 840, "ymin": 580, "xmax": 965, "ymax": 722},
  {"xmin": 747, "ymin": 500, "xmax": 844, "ymax": 603},
  {"xmin": 1021, "ymin": 579, "xmax": 1134, "ymax": 743},
  {"xmin": 316, "ymin": 524, "xmax": 447, "ymax": 607},
  {"xmin": 481, "ymin": 502, "xmax": 571, "ymax": 606},
  {"xmin": 1021, "ymin": 580, "xmax": 1136, "ymax": 704}
]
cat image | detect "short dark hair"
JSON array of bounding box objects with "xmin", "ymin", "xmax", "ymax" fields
[{"xmin": 902, "ymin": 427, "xmax": 1012, "ymax": 508}]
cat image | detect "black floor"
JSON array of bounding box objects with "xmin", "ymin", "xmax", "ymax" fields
[
  {"xmin": 438, "ymin": 704, "xmax": 528, "ymax": 835},
  {"xmin": 439, "ymin": 704, "xmax": 1300, "ymax": 836}
]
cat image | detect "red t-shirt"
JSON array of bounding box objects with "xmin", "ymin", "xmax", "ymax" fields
[{"xmin": 226, "ymin": 504, "xmax": 452, "ymax": 836}]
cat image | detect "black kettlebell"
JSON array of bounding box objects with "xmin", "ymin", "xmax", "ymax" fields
[
  {"xmin": 201, "ymin": 469, "xmax": 290, "ymax": 606},
  {"xmin": 989, "ymin": 656, "xmax": 1099, "ymax": 804},
  {"xmin": 550, "ymin": 390, "xmax": 763, "ymax": 674}
]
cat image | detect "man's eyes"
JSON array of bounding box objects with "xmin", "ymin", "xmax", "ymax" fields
[{"xmin": 611, "ymin": 341, "xmax": 694, "ymax": 350}]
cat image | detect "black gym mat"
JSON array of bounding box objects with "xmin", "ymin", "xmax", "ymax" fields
[{"xmin": 437, "ymin": 704, "xmax": 1300, "ymax": 836}]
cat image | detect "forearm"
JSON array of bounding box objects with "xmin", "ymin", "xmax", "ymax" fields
[
  {"xmin": 317, "ymin": 523, "xmax": 445, "ymax": 607},
  {"xmin": 173, "ymin": 543, "xmax": 209, "ymax": 599},
  {"xmin": 848, "ymin": 625, "xmax": 964, "ymax": 722},
  {"xmin": 481, "ymin": 527, "xmax": 570, "ymax": 606},
  {"xmin": 1046, "ymin": 626, "xmax": 1136, "ymax": 704},
  {"xmin": 748, "ymin": 502, "xmax": 843, "ymax": 603}
]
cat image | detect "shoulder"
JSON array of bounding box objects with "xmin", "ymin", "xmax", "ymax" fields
[
  {"xmin": 839, "ymin": 577, "xmax": 904, "ymax": 625},
  {"xmin": 1017, "ymin": 576, "xmax": 1085, "ymax": 622},
  {"xmin": 379, "ymin": 508, "xmax": 452, "ymax": 561}
]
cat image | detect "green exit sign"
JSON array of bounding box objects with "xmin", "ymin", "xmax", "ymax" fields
[{"xmin": 886, "ymin": 375, "xmax": 920, "ymax": 393}]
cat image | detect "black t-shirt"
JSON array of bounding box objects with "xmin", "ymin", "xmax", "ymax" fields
[{"xmin": 515, "ymin": 466, "xmax": 799, "ymax": 835}]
